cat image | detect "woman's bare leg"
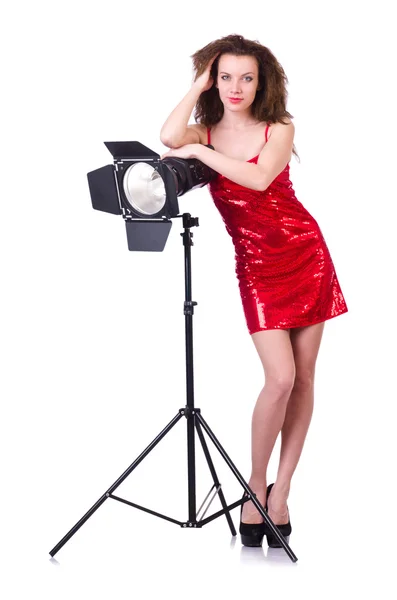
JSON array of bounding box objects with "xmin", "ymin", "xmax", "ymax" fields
[
  {"xmin": 267, "ymin": 322, "xmax": 325, "ymax": 524},
  {"xmin": 241, "ymin": 328, "xmax": 295, "ymax": 524}
]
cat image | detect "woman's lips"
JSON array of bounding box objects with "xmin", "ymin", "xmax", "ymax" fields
[{"xmin": 228, "ymin": 98, "xmax": 243, "ymax": 103}]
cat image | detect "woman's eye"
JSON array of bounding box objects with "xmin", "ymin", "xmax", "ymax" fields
[{"xmin": 221, "ymin": 75, "xmax": 253, "ymax": 81}]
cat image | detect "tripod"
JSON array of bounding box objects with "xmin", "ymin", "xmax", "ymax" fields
[{"xmin": 49, "ymin": 213, "xmax": 298, "ymax": 562}]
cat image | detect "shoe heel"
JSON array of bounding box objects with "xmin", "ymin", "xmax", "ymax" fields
[
  {"xmin": 240, "ymin": 527, "xmax": 265, "ymax": 547},
  {"xmin": 266, "ymin": 532, "xmax": 290, "ymax": 548},
  {"xmin": 239, "ymin": 491, "xmax": 266, "ymax": 547},
  {"xmin": 265, "ymin": 483, "xmax": 292, "ymax": 548}
]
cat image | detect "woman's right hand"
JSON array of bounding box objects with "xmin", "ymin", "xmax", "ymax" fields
[{"xmin": 193, "ymin": 53, "xmax": 220, "ymax": 93}]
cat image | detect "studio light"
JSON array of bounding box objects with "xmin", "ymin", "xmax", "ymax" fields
[
  {"xmin": 87, "ymin": 141, "xmax": 216, "ymax": 251},
  {"xmin": 49, "ymin": 139, "xmax": 298, "ymax": 564}
]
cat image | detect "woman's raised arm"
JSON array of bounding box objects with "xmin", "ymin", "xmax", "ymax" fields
[
  {"xmin": 160, "ymin": 54, "xmax": 218, "ymax": 148},
  {"xmin": 159, "ymin": 84, "xmax": 203, "ymax": 148}
]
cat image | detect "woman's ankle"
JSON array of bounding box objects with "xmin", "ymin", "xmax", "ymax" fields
[{"xmin": 272, "ymin": 479, "xmax": 291, "ymax": 499}]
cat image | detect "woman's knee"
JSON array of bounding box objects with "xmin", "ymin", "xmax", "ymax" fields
[
  {"xmin": 252, "ymin": 329, "xmax": 295, "ymax": 390},
  {"xmin": 265, "ymin": 367, "xmax": 296, "ymax": 396},
  {"xmin": 293, "ymin": 369, "xmax": 315, "ymax": 391}
]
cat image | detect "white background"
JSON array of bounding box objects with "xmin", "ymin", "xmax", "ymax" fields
[{"xmin": 1, "ymin": 0, "xmax": 396, "ymax": 598}]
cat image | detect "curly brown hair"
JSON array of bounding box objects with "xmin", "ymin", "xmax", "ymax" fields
[{"xmin": 191, "ymin": 34, "xmax": 299, "ymax": 161}]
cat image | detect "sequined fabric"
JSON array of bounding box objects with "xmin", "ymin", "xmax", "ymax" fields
[{"xmin": 207, "ymin": 126, "xmax": 348, "ymax": 334}]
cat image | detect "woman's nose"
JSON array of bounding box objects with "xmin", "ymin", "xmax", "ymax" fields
[{"xmin": 230, "ymin": 80, "xmax": 242, "ymax": 93}]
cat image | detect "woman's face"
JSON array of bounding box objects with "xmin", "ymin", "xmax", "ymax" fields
[{"xmin": 216, "ymin": 53, "xmax": 260, "ymax": 113}]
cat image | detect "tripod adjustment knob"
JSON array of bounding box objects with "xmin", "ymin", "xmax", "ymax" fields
[{"xmin": 184, "ymin": 301, "xmax": 197, "ymax": 315}]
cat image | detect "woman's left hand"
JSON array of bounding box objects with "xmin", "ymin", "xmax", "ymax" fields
[{"xmin": 161, "ymin": 144, "xmax": 201, "ymax": 160}]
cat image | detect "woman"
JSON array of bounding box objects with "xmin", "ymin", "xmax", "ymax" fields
[{"xmin": 160, "ymin": 34, "xmax": 348, "ymax": 548}]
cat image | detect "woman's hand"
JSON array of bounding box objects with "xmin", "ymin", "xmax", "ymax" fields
[
  {"xmin": 161, "ymin": 144, "xmax": 201, "ymax": 160},
  {"xmin": 193, "ymin": 53, "xmax": 220, "ymax": 93}
]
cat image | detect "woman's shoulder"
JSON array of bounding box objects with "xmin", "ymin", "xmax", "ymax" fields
[{"xmin": 267, "ymin": 118, "xmax": 294, "ymax": 138}]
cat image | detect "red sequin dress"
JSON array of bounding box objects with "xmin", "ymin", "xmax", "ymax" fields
[{"xmin": 207, "ymin": 125, "xmax": 348, "ymax": 334}]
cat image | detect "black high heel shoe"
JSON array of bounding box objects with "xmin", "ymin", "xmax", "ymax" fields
[
  {"xmin": 265, "ymin": 483, "xmax": 292, "ymax": 548},
  {"xmin": 239, "ymin": 491, "xmax": 266, "ymax": 547}
]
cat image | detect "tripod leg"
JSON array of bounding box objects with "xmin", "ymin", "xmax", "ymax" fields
[
  {"xmin": 187, "ymin": 408, "xmax": 196, "ymax": 523},
  {"xmin": 195, "ymin": 412, "xmax": 298, "ymax": 563},
  {"xmin": 195, "ymin": 419, "xmax": 237, "ymax": 536},
  {"xmin": 49, "ymin": 411, "xmax": 183, "ymax": 557}
]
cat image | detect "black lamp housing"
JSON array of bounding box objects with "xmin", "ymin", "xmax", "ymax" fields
[{"xmin": 87, "ymin": 141, "xmax": 216, "ymax": 251}]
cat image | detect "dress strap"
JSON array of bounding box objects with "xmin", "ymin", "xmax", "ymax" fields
[
  {"xmin": 265, "ymin": 124, "xmax": 270, "ymax": 143},
  {"xmin": 207, "ymin": 127, "xmax": 211, "ymax": 145}
]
